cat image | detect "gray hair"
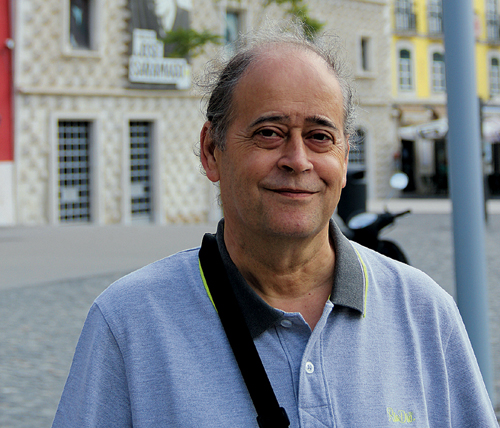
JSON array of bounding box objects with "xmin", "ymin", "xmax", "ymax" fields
[{"xmin": 197, "ymin": 20, "xmax": 358, "ymax": 151}]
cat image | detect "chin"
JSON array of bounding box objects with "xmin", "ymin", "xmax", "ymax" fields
[{"xmin": 261, "ymin": 217, "xmax": 326, "ymax": 239}]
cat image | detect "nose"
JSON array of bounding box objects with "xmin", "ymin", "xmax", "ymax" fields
[{"xmin": 277, "ymin": 132, "xmax": 313, "ymax": 174}]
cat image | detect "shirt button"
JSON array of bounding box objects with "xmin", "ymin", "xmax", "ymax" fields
[
  {"xmin": 305, "ymin": 362, "xmax": 315, "ymax": 374},
  {"xmin": 280, "ymin": 319, "xmax": 292, "ymax": 328}
]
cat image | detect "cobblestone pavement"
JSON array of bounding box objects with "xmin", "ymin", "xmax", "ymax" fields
[{"xmin": 1, "ymin": 214, "xmax": 499, "ymax": 427}]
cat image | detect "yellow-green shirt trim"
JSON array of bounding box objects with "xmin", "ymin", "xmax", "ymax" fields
[
  {"xmin": 199, "ymin": 259, "xmax": 217, "ymax": 312},
  {"xmin": 353, "ymin": 246, "xmax": 369, "ymax": 318}
]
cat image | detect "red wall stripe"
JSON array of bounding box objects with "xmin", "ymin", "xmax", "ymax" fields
[{"xmin": 0, "ymin": 0, "xmax": 13, "ymax": 161}]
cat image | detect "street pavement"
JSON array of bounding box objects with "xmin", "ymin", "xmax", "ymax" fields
[{"xmin": 1, "ymin": 202, "xmax": 500, "ymax": 427}]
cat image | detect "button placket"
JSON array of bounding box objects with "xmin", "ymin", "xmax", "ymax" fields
[{"xmin": 297, "ymin": 301, "xmax": 334, "ymax": 426}]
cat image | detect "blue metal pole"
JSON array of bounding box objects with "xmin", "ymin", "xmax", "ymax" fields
[{"xmin": 442, "ymin": 0, "xmax": 494, "ymax": 398}]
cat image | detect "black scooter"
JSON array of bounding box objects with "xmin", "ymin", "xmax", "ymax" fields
[{"xmin": 345, "ymin": 173, "xmax": 411, "ymax": 264}]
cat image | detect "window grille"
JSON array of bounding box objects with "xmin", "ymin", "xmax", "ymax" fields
[
  {"xmin": 395, "ymin": 0, "xmax": 416, "ymax": 31},
  {"xmin": 490, "ymin": 57, "xmax": 500, "ymax": 96},
  {"xmin": 130, "ymin": 121, "xmax": 152, "ymax": 220},
  {"xmin": 58, "ymin": 121, "xmax": 91, "ymax": 222},
  {"xmin": 70, "ymin": 0, "xmax": 91, "ymax": 48},
  {"xmin": 349, "ymin": 129, "xmax": 366, "ymax": 168},
  {"xmin": 432, "ymin": 52, "xmax": 446, "ymax": 92},
  {"xmin": 428, "ymin": 0, "xmax": 443, "ymax": 35},
  {"xmin": 486, "ymin": 0, "xmax": 500, "ymax": 42},
  {"xmin": 398, "ymin": 49, "xmax": 413, "ymax": 91}
]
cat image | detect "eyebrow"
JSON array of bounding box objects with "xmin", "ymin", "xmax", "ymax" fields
[
  {"xmin": 248, "ymin": 114, "xmax": 339, "ymax": 131},
  {"xmin": 249, "ymin": 115, "xmax": 289, "ymax": 128},
  {"xmin": 308, "ymin": 115, "xmax": 338, "ymax": 131}
]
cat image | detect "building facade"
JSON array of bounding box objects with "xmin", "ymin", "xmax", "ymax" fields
[
  {"xmin": 392, "ymin": 0, "xmax": 500, "ymax": 196},
  {"xmin": 2, "ymin": 0, "xmax": 393, "ymax": 226}
]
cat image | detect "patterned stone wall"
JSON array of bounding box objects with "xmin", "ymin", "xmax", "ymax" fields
[
  {"xmin": 14, "ymin": 0, "xmax": 393, "ymax": 225},
  {"xmin": 15, "ymin": 92, "xmax": 207, "ymax": 225},
  {"xmin": 16, "ymin": 0, "xmax": 131, "ymax": 90}
]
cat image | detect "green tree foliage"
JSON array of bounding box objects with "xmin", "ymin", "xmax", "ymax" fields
[
  {"xmin": 264, "ymin": 0, "xmax": 324, "ymax": 38},
  {"xmin": 162, "ymin": 28, "xmax": 222, "ymax": 58}
]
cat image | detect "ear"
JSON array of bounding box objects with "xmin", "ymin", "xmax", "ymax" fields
[
  {"xmin": 200, "ymin": 121, "xmax": 220, "ymax": 183},
  {"xmin": 342, "ymin": 137, "xmax": 350, "ymax": 189}
]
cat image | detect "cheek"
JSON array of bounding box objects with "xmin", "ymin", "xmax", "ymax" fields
[{"xmin": 319, "ymin": 153, "xmax": 348, "ymax": 185}]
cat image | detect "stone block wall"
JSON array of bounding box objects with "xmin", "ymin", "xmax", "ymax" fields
[{"xmin": 14, "ymin": 0, "xmax": 394, "ymax": 225}]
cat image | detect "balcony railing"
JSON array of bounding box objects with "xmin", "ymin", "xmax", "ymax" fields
[
  {"xmin": 395, "ymin": 12, "xmax": 417, "ymax": 32},
  {"xmin": 487, "ymin": 15, "xmax": 500, "ymax": 42},
  {"xmin": 428, "ymin": 16, "xmax": 443, "ymax": 35}
]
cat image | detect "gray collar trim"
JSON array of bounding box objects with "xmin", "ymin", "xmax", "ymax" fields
[{"xmin": 215, "ymin": 219, "xmax": 365, "ymax": 339}]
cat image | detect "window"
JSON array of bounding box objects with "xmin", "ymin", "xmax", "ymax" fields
[
  {"xmin": 130, "ymin": 122, "xmax": 153, "ymax": 221},
  {"xmin": 431, "ymin": 52, "xmax": 445, "ymax": 93},
  {"xmin": 349, "ymin": 128, "xmax": 366, "ymax": 168},
  {"xmin": 360, "ymin": 37, "xmax": 371, "ymax": 72},
  {"xmin": 225, "ymin": 11, "xmax": 240, "ymax": 50},
  {"xmin": 395, "ymin": 0, "xmax": 416, "ymax": 31},
  {"xmin": 70, "ymin": 0, "xmax": 91, "ymax": 49},
  {"xmin": 486, "ymin": 0, "xmax": 500, "ymax": 42},
  {"xmin": 490, "ymin": 57, "xmax": 500, "ymax": 96},
  {"xmin": 428, "ymin": 0, "xmax": 443, "ymax": 35},
  {"xmin": 398, "ymin": 49, "xmax": 413, "ymax": 91},
  {"xmin": 58, "ymin": 121, "xmax": 91, "ymax": 222}
]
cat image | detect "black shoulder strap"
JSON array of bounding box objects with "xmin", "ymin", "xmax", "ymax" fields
[{"xmin": 199, "ymin": 234, "xmax": 290, "ymax": 428}]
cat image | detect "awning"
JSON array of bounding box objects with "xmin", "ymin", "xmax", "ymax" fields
[
  {"xmin": 483, "ymin": 117, "xmax": 500, "ymax": 143},
  {"xmin": 398, "ymin": 119, "xmax": 448, "ymax": 140},
  {"xmin": 399, "ymin": 116, "xmax": 500, "ymax": 143}
]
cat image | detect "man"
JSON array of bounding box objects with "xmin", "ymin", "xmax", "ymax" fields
[{"xmin": 53, "ymin": 24, "xmax": 498, "ymax": 427}]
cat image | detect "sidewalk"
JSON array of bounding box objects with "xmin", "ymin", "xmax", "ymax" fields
[
  {"xmin": 368, "ymin": 197, "xmax": 500, "ymax": 214},
  {"xmin": 0, "ymin": 222, "xmax": 217, "ymax": 290}
]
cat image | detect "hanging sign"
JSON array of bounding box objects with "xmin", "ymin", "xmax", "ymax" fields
[{"xmin": 128, "ymin": 29, "xmax": 191, "ymax": 89}]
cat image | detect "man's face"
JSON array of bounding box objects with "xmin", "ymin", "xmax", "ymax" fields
[{"xmin": 203, "ymin": 47, "xmax": 349, "ymax": 241}]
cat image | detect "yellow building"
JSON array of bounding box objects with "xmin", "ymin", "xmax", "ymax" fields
[{"xmin": 392, "ymin": 0, "xmax": 500, "ymax": 195}]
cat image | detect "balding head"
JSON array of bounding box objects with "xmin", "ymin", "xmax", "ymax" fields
[{"xmin": 199, "ymin": 21, "xmax": 357, "ymax": 152}]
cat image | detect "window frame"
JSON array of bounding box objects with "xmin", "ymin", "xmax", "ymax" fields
[
  {"xmin": 486, "ymin": 0, "xmax": 500, "ymax": 43},
  {"xmin": 395, "ymin": 0, "xmax": 417, "ymax": 32},
  {"xmin": 349, "ymin": 127, "xmax": 367, "ymax": 170},
  {"xmin": 430, "ymin": 48, "xmax": 446, "ymax": 93},
  {"xmin": 62, "ymin": 0, "xmax": 104, "ymax": 58},
  {"xmin": 122, "ymin": 114, "xmax": 164, "ymax": 225},
  {"xmin": 427, "ymin": 0, "xmax": 443, "ymax": 36},
  {"xmin": 218, "ymin": 1, "xmax": 248, "ymax": 58},
  {"xmin": 489, "ymin": 53, "xmax": 500, "ymax": 98},
  {"xmin": 49, "ymin": 113, "xmax": 101, "ymax": 225},
  {"xmin": 398, "ymin": 47, "xmax": 414, "ymax": 92},
  {"xmin": 356, "ymin": 33, "xmax": 376, "ymax": 78}
]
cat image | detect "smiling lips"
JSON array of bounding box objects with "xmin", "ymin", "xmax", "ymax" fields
[{"xmin": 267, "ymin": 187, "xmax": 318, "ymax": 197}]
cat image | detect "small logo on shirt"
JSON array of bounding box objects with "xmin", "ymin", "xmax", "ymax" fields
[{"xmin": 386, "ymin": 407, "xmax": 416, "ymax": 424}]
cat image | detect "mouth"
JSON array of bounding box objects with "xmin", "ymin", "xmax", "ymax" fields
[{"xmin": 266, "ymin": 187, "xmax": 317, "ymax": 197}]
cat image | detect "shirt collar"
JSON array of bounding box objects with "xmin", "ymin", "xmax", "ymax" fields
[{"xmin": 215, "ymin": 219, "xmax": 365, "ymax": 338}]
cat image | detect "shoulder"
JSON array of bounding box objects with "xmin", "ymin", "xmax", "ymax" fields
[
  {"xmin": 93, "ymin": 247, "xmax": 203, "ymax": 323},
  {"xmin": 352, "ymin": 242, "xmax": 458, "ymax": 320}
]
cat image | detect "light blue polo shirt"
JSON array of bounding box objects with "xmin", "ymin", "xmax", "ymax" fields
[{"xmin": 52, "ymin": 221, "xmax": 498, "ymax": 427}]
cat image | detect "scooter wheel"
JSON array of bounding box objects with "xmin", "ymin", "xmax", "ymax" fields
[{"xmin": 377, "ymin": 240, "xmax": 409, "ymax": 264}]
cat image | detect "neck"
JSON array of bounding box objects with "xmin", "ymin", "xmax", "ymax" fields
[{"xmin": 223, "ymin": 222, "xmax": 335, "ymax": 329}]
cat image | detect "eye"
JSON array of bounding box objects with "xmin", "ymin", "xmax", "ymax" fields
[
  {"xmin": 256, "ymin": 129, "xmax": 279, "ymax": 138},
  {"xmin": 311, "ymin": 133, "xmax": 331, "ymax": 141},
  {"xmin": 309, "ymin": 132, "xmax": 333, "ymax": 143}
]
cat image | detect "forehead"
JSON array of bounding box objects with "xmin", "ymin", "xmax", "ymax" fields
[{"xmin": 230, "ymin": 46, "xmax": 344, "ymax": 128}]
